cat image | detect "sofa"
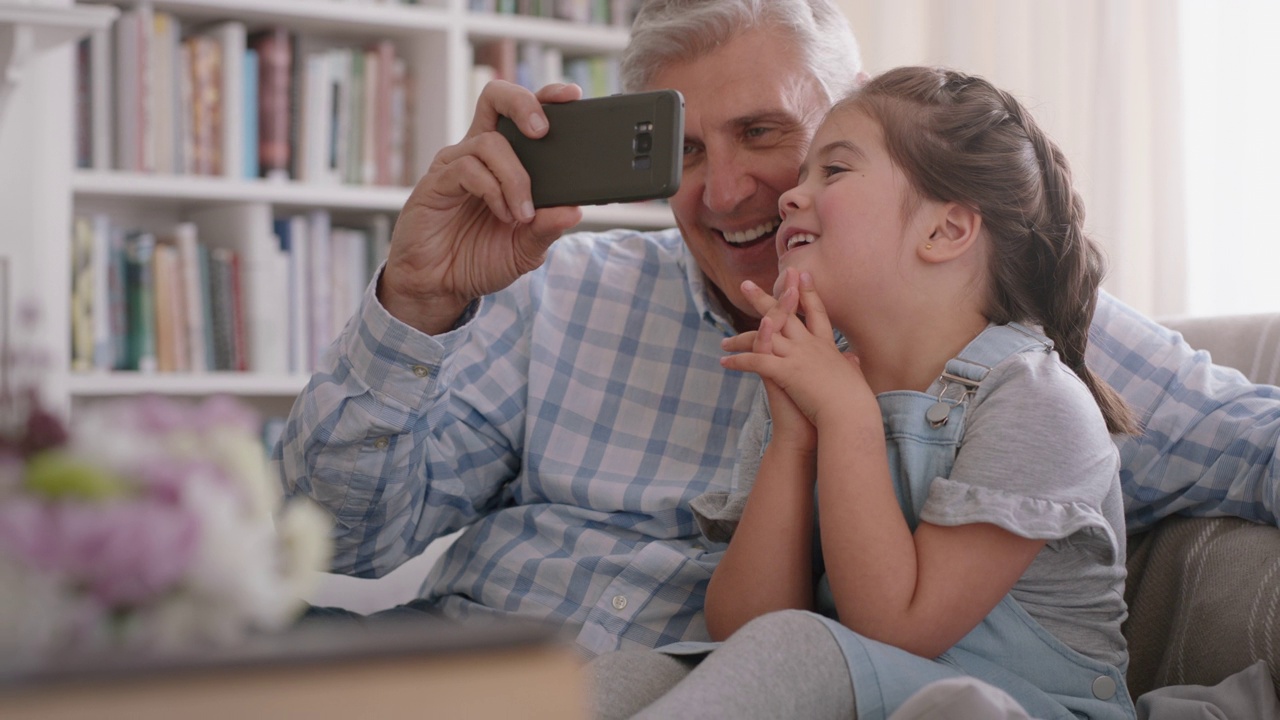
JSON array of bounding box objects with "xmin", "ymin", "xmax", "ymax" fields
[
  {"xmin": 308, "ymin": 311, "xmax": 1280, "ymax": 701},
  {"xmin": 1123, "ymin": 312, "xmax": 1280, "ymax": 698}
]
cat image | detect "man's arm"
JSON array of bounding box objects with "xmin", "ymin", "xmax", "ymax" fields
[
  {"xmin": 276, "ymin": 268, "xmax": 531, "ymax": 578},
  {"xmin": 1089, "ymin": 291, "xmax": 1280, "ymax": 530}
]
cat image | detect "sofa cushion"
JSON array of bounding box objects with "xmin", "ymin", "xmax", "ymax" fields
[{"xmin": 1124, "ymin": 515, "xmax": 1280, "ymax": 697}]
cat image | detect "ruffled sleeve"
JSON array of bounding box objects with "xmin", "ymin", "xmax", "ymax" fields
[{"xmin": 919, "ymin": 350, "xmax": 1125, "ymax": 564}]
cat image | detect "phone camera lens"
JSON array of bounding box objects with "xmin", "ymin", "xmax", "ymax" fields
[{"xmin": 633, "ymin": 131, "xmax": 653, "ymax": 154}]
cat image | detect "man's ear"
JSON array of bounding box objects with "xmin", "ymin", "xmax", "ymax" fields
[{"xmin": 918, "ymin": 202, "xmax": 982, "ymax": 263}]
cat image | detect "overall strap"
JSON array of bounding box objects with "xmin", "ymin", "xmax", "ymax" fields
[{"xmin": 925, "ymin": 323, "xmax": 1054, "ymax": 427}]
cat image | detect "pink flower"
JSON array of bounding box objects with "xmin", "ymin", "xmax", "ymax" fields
[{"xmin": 0, "ymin": 497, "xmax": 200, "ymax": 607}]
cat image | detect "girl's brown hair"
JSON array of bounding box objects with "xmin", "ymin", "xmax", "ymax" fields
[{"xmin": 843, "ymin": 66, "xmax": 1138, "ymax": 435}]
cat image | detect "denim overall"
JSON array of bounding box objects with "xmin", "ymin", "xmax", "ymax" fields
[
  {"xmin": 809, "ymin": 323, "xmax": 1134, "ymax": 720},
  {"xmin": 667, "ymin": 323, "xmax": 1135, "ymax": 720}
]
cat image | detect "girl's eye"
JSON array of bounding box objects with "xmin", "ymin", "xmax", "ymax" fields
[{"xmin": 821, "ymin": 165, "xmax": 847, "ymax": 178}]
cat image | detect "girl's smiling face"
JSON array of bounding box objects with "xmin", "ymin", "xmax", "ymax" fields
[{"xmin": 774, "ymin": 107, "xmax": 942, "ymax": 337}]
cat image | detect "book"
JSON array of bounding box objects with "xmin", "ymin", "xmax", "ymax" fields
[
  {"xmin": 149, "ymin": 12, "xmax": 180, "ymax": 175},
  {"xmin": 74, "ymin": 38, "xmax": 91, "ymax": 169},
  {"xmin": 150, "ymin": 241, "xmax": 181, "ymax": 373},
  {"xmin": 0, "ymin": 619, "xmax": 586, "ymax": 719},
  {"xmin": 248, "ymin": 28, "xmax": 293, "ymax": 180},
  {"xmin": 69, "ymin": 217, "xmax": 95, "ymax": 370},
  {"xmin": 242, "ymin": 48, "xmax": 260, "ymax": 179},
  {"xmin": 276, "ymin": 214, "xmax": 312, "ymax": 374},
  {"xmin": 122, "ymin": 231, "xmax": 158, "ymax": 373},
  {"xmin": 89, "ymin": 214, "xmax": 115, "ymax": 370},
  {"xmin": 84, "ymin": 28, "xmax": 114, "ymax": 170},
  {"xmin": 171, "ymin": 222, "xmax": 207, "ymax": 373},
  {"xmin": 106, "ymin": 226, "xmax": 129, "ymax": 371},
  {"xmin": 190, "ymin": 204, "xmax": 290, "ymax": 375},
  {"xmin": 206, "ymin": 247, "xmax": 235, "ymax": 371},
  {"xmin": 306, "ymin": 209, "xmax": 332, "ymax": 368},
  {"xmin": 114, "ymin": 5, "xmax": 151, "ymax": 172},
  {"xmin": 208, "ymin": 21, "xmax": 247, "ymax": 179},
  {"xmin": 186, "ymin": 33, "xmax": 223, "ymax": 176},
  {"xmin": 301, "ymin": 50, "xmax": 337, "ymax": 184}
]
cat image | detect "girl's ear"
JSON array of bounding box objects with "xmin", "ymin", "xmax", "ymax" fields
[{"xmin": 918, "ymin": 202, "xmax": 982, "ymax": 263}]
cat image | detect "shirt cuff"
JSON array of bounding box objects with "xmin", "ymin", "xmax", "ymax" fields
[{"xmin": 339, "ymin": 263, "xmax": 484, "ymax": 404}]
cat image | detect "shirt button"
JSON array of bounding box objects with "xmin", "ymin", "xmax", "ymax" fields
[
  {"xmin": 611, "ymin": 595, "xmax": 628, "ymax": 611},
  {"xmin": 374, "ymin": 437, "xmax": 390, "ymax": 450},
  {"xmin": 412, "ymin": 365, "xmax": 429, "ymax": 378},
  {"xmin": 1091, "ymin": 675, "xmax": 1117, "ymax": 700}
]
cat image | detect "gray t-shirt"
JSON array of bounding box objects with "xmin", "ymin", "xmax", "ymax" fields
[{"xmin": 693, "ymin": 348, "xmax": 1128, "ymax": 668}]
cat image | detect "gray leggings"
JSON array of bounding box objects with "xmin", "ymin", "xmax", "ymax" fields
[{"xmin": 587, "ymin": 610, "xmax": 856, "ymax": 720}]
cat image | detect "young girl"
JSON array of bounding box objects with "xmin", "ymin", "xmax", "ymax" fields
[{"xmin": 588, "ymin": 66, "xmax": 1139, "ymax": 720}]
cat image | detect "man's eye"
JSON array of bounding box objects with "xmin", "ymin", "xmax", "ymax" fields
[
  {"xmin": 683, "ymin": 143, "xmax": 699, "ymax": 156},
  {"xmin": 745, "ymin": 126, "xmax": 771, "ymax": 139}
]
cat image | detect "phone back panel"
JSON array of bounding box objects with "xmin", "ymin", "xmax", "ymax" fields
[{"xmin": 498, "ymin": 90, "xmax": 684, "ymax": 208}]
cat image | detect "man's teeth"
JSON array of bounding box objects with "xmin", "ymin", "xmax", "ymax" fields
[
  {"xmin": 787, "ymin": 233, "xmax": 817, "ymax": 250},
  {"xmin": 722, "ymin": 219, "xmax": 780, "ymax": 245}
]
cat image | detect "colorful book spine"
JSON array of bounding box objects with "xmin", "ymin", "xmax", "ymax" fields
[
  {"xmin": 243, "ymin": 48, "xmax": 260, "ymax": 178},
  {"xmin": 248, "ymin": 28, "xmax": 293, "ymax": 179},
  {"xmin": 122, "ymin": 231, "xmax": 158, "ymax": 373}
]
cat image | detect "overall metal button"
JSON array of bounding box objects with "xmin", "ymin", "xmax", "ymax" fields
[{"xmin": 1091, "ymin": 675, "xmax": 1117, "ymax": 700}]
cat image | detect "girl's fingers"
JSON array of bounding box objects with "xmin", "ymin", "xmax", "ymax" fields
[
  {"xmin": 739, "ymin": 280, "xmax": 780, "ymax": 317},
  {"xmin": 721, "ymin": 331, "xmax": 758, "ymax": 354},
  {"xmin": 797, "ymin": 272, "xmax": 834, "ymax": 340},
  {"xmin": 755, "ymin": 315, "xmax": 776, "ymax": 355},
  {"xmin": 720, "ymin": 350, "xmax": 780, "ymax": 378}
]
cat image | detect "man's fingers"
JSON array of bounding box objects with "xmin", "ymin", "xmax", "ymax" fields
[
  {"xmin": 467, "ymin": 79, "xmax": 548, "ymax": 139},
  {"xmin": 433, "ymin": 132, "xmax": 539, "ymax": 224},
  {"xmin": 534, "ymin": 82, "xmax": 583, "ymax": 104}
]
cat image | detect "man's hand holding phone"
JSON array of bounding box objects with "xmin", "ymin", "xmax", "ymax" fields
[
  {"xmin": 497, "ymin": 89, "xmax": 684, "ymax": 208},
  {"xmin": 378, "ymin": 81, "xmax": 586, "ymax": 336}
]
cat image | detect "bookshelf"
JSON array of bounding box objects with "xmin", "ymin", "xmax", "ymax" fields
[{"xmin": 3, "ymin": 0, "xmax": 672, "ymax": 422}]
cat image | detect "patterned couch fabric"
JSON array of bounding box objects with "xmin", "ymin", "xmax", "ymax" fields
[
  {"xmin": 1124, "ymin": 312, "xmax": 1280, "ymax": 697},
  {"xmin": 1124, "ymin": 516, "xmax": 1280, "ymax": 696}
]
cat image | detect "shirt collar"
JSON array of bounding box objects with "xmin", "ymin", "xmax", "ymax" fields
[{"xmin": 678, "ymin": 239, "xmax": 739, "ymax": 337}]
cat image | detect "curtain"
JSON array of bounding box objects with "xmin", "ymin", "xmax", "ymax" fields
[{"xmin": 835, "ymin": 0, "xmax": 1187, "ymax": 317}]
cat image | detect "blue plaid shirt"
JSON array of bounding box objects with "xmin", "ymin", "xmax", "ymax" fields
[{"xmin": 279, "ymin": 226, "xmax": 1279, "ymax": 657}]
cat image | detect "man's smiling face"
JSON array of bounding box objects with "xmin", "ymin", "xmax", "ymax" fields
[{"xmin": 648, "ymin": 27, "xmax": 830, "ymax": 333}]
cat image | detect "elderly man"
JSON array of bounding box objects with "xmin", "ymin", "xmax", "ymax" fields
[{"xmin": 279, "ymin": 0, "xmax": 1280, "ymax": 662}]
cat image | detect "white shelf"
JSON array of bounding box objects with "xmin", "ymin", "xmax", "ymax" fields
[
  {"xmin": 464, "ymin": 12, "xmax": 630, "ymax": 52},
  {"xmin": 77, "ymin": 0, "xmax": 453, "ymax": 36},
  {"xmin": 73, "ymin": 170, "xmax": 413, "ymax": 212},
  {"xmin": 69, "ymin": 371, "xmax": 309, "ymax": 397},
  {"xmin": 72, "ymin": 170, "xmax": 675, "ymax": 227}
]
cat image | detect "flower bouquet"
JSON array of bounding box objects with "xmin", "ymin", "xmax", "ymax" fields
[{"xmin": 0, "ymin": 391, "xmax": 331, "ymax": 666}]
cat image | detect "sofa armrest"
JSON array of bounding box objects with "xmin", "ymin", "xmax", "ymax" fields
[{"xmin": 1159, "ymin": 313, "xmax": 1280, "ymax": 386}]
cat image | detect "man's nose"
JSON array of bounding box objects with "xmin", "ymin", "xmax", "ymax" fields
[{"xmin": 701, "ymin": 148, "xmax": 755, "ymax": 214}]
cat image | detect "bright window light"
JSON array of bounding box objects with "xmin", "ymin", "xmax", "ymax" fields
[{"xmin": 1179, "ymin": 0, "xmax": 1280, "ymax": 316}]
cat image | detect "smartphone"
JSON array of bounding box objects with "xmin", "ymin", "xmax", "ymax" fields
[{"xmin": 497, "ymin": 89, "xmax": 684, "ymax": 208}]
